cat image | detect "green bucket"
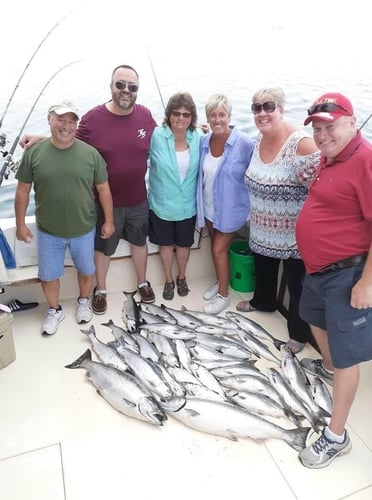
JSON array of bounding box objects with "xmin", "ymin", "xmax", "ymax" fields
[{"xmin": 229, "ymin": 240, "xmax": 255, "ymax": 292}]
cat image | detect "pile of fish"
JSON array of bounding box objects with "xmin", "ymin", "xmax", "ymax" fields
[{"xmin": 65, "ymin": 294, "xmax": 333, "ymax": 453}]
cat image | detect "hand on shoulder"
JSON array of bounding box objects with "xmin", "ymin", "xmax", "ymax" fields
[{"xmin": 19, "ymin": 134, "xmax": 45, "ymax": 150}]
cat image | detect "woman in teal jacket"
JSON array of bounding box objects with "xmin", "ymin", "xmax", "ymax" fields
[{"xmin": 148, "ymin": 92, "xmax": 200, "ymax": 300}]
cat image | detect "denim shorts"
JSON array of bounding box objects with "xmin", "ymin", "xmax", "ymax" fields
[
  {"xmin": 148, "ymin": 210, "xmax": 196, "ymax": 247},
  {"xmin": 300, "ymin": 262, "xmax": 372, "ymax": 368},
  {"xmin": 37, "ymin": 228, "xmax": 95, "ymax": 281},
  {"xmin": 95, "ymin": 200, "xmax": 149, "ymax": 256}
]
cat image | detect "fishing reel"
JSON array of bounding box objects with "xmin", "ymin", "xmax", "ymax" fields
[
  {"xmin": 6, "ymin": 155, "xmax": 19, "ymax": 173},
  {"xmin": 0, "ymin": 152, "xmax": 18, "ymax": 186},
  {"xmin": 0, "ymin": 133, "xmax": 7, "ymax": 151}
]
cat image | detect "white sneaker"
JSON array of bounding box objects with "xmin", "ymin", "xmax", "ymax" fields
[
  {"xmin": 77, "ymin": 298, "xmax": 92, "ymax": 324},
  {"xmin": 42, "ymin": 308, "xmax": 65, "ymax": 335},
  {"xmin": 203, "ymin": 281, "xmax": 219, "ymax": 300},
  {"xmin": 203, "ymin": 294, "xmax": 230, "ymax": 314}
]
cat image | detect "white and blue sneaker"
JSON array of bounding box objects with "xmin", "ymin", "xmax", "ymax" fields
[{"xmin": 299, "ymin": 428, "xmax": 351, "ymax": 469}]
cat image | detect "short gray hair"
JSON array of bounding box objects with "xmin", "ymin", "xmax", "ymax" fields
[{"xmin": 252, "ymin": 87, "xmax": 285, "ymax": 107}]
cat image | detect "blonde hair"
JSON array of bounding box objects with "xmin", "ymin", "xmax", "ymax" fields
[
  {"xmin": 205, "ymin": 94, "xmax": 232, "ymax": 117},
  {"xmin": 252, "ymin": 87, "xmax": 285, "ymax": 107}
]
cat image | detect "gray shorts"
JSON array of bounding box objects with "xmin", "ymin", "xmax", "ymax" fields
[
  {"xmin": 300, "ymin": 262, "xmax": 372, "ymax": 369},
  {"xmin": 95, "ymin": 200, "xmax": 149, "ymax": 256}
]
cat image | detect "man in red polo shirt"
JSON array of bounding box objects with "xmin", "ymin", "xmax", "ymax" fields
[{"xmin": 296, "ymin": 92, "xmax": 372, "ymax": 468}]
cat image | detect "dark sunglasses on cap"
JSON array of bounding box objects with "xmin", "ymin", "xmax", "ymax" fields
[
  {"xmin": 114, "ymin": 81, "xmax": 139, "ymax": 93},
  {"xmin": 251, "ymin": 101, "xmax": 278, "ymax": 114},
  {"xmin": 307, "ymin": 102, "xmax": 350, "ymax": 115},
  {"xmin": 171, "ymin": 111, "xmax": 192, "ymax": 118}
]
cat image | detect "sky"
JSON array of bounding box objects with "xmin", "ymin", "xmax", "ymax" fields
[{"xmin": 1, "ymin": 0, "xmax": 372, "ymax": 135}]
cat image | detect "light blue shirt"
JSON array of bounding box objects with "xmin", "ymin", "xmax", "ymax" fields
[
  {"xmin": 148, "ymin": 125, "xmax": 201, "ymax": 221},
  {"xmin": 196, "ymin": 125, "xmax": 254, "ymax": 232}
]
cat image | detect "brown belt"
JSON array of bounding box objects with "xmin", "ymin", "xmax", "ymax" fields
[{"xmin": 311, "ymin": 254, "xmax": 368, "ymax": 276}]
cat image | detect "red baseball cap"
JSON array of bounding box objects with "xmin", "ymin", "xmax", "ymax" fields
[{"xmin": 304, "ymin": 93, "xmax": 353, "ymax": 126}]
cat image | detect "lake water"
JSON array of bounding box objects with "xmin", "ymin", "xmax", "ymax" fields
[{"xmin": 1, "ymin": 0, "xmax": 372, "ymax": 218}]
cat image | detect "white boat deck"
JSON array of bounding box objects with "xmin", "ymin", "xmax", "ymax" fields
[{"xmin": 0, "ymin": 244, "xmax": 372, "ymax": 500}]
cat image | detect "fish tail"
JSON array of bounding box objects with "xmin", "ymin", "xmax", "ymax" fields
[
  {"xmin": 101, "ymin": 319, "xmax": 114, "ymax": 328},
  {"xmin": 80, "ymin": 324, "xmax": 95, "ymax": 336},
  {"xmin": 64, "ymin": 348, "xmax": 92, "ymax": 369},
  {"xmin": 273, "ymin": 339, "xmax": 286, "ymax": 351},
  {"xmin": 285, "ymin": 426, "xmax": 311, "ymax": 452}
]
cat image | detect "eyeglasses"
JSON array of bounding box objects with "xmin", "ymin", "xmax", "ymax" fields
[
  {"xmin": 114, "ymin": 81, "xmax": 139, "ymax": 93},
  {"xmin": 307, "ymin": 102, "xmax": 350, "ymax": 115},
  {"xmin": 171, "ymin": 111, "xmax": 192, "ymax": 118},
  {"xmin": 251, "ymin": 101, "xmax": 278, "ymax": 114}
]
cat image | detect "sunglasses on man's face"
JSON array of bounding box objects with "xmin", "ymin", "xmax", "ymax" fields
[
  {"xmin": 251, "ymin": 101, "xmax": 278, "ymax": 114},
  {"xmin": 114, "ymin": 81, "xmax": 139, "ymax": 93},
  {"xmin": 307, "ymin": 102, "xmax": 350, "ymax": 115}
]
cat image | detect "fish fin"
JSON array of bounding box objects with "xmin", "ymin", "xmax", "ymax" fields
[
  {"xmin": 65, "ymin": 349, "xmax": 92, "ymax": 369},
  {"xmin": 121, "ymin": 396, "xmax": 136, "ymax": 408},
  {"xmin": 285, "ymin": 426, "xmax": 311, "ymax": 451},
  {"xmin": 226, "ymin": 430, "xmax": 239, "ymax": 442},
  {"xmin": 184, "ymin": 408, "xmax": 201, "ymax": 418}
]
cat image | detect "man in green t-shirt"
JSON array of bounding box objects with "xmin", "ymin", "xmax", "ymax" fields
[{"xmin": 14, "ymin": 100, "xmax": 114, "ymax": 335}]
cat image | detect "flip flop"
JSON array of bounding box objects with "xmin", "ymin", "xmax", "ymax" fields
[
  {"xmin": 6, "ymin": 299, "xmax": 39, "ymax": 313},
  {"xmin": 236, "ymin": 301, "xmax": 257, "ymax": 313},
  {"xmin": 284, "ymin": 339, "xmax": 305, "ymax": 354}
]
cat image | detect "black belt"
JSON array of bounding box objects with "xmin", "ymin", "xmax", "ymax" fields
[{"xmin": 311, "ymin": 254, "xmax": 368, "ymax": 276}]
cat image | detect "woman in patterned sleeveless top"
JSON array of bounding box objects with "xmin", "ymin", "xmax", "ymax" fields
[{"xmin": 236, "ymin": 87, "xmax": 320, "ymax": 353}]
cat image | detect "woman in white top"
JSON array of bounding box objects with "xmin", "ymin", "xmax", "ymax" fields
[{"xmin": 196, "ymin": 94, "xmax": 254, "ymax": 314}]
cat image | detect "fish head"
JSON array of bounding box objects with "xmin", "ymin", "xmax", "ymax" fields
[{"xmin": 138, "ymin": 397, "xmax": 168, "ymax": 425}]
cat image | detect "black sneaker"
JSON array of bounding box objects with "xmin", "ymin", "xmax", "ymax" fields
[{"xmin": 138, "ymin": 281, "xmax": 155, "ymax": 303}]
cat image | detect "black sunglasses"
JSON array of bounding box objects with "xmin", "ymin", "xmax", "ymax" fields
[
  {"xmin": 172, "ymin": 111, "xmax": 192, "ymax": 118},
  {"xmin": 251, "ymin": 101, "xmax": 278, "ymax": 114},
  {"xmin": 307, "ymin": 102, "xmax": 350, "ymax": 115},
  {"xmin": 114, "ymin": 81, "xmax": 139, "ymax": 93}
]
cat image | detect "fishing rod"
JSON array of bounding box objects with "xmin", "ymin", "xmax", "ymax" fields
[
  {"xmin": 359, "ymin": 112, "xmax": 372, "ymax": 131},
  {"xmin": 0, "ymin": 60, "xmax": 80, "ymax": 187},
  {"xmin": 146, "ymin": 47, "xmax": 165, "ymax": 111},
  {"xmin": 0, "ymin": 10, "xmax": 74, "ymax": 130}
]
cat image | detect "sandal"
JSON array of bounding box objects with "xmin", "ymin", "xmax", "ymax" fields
[
  {"xmin": 284, "ymin": 339, "xmax": 305, "ymax": 354},
  {"xmin": 176, "ymin": 277, "xmax": 189, "ymax": 297},
  {"xmin": 163, "ymin": 281, "xmax": 175, "ymax": 300},
  {"xmin": 236, "ymin": 301, "xmax": 257, "ymax": 313}
]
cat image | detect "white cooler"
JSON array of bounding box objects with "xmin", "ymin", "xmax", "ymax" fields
[{"xmin": 0, "ymin": 312, "xmax": 16, "ymax": 369}]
